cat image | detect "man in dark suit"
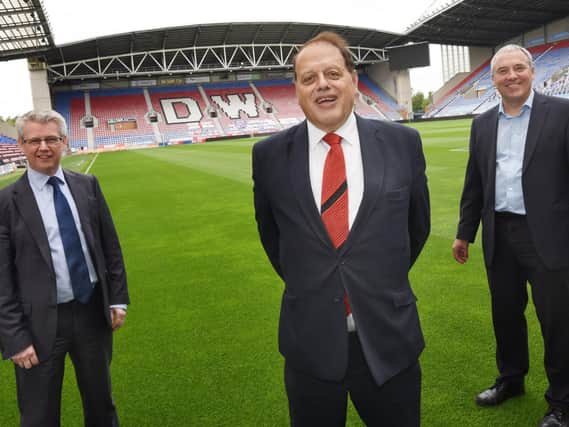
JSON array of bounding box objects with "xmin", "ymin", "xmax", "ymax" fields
[
  {"xmin": 0, "ymin": 110, "xmax": 130, "ymax": 426},
  {"xmin": 252, "ymin": 31, "xmax": 430, "ymax": 426},
  {"xmin": 453, "ymin": 44, "xmax": 569, "ymax": 427}
]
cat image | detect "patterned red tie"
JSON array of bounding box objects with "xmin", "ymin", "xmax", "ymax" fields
[{"xmin": 321, "ymin": 133, "xmax": 351, "ymax": 315}]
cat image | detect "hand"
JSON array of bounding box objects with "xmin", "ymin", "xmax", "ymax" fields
[
  {"xmin": 11, "ymin": 345, "xmax": 39, "ymax": 370},
  {"xmin": 110, "ymin": 307, "xmax": 127, "ymax": 331},
  {"xmin": 452, "ymin": 239, "xmax": 469, "ymax": 264}
]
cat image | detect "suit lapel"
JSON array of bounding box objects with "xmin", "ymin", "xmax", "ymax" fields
[
  {"xmin": 288, "ymin": 122, "xmax": 333, "ymax": 248},
  {"xmin": 488, "ymin": 107, "xmax": 499, "ymax": 189},
  {"xmin": 13, "ymin": 173, "xmax": 53, "ymax": 271},
  {"xmin": 523, "ymin": 93, "xmax": 547, "ymax": 172},
  {"xmin": 340, "ymin": 116, "xmax": 384, "ymax": 255},
  {"xmin": 478, "ymin": 106, "xmax": 499, "ymax": 204}
]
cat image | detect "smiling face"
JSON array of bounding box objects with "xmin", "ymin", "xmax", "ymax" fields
[
  {"xmin": 492, "ymin": 48, "xmax": 534, "ymax": 110},
  {"xmin": 18, "ymin": 120, "xmax": 67, "ymax": 176},
  {"xmin": 294, "ymin": 40, "xmax": 358, "ymax": 133}
]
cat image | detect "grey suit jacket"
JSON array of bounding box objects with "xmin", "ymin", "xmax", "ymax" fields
[
  {"xmin": 253, "ymin": 115, "xmax": 430, "ymax": 386},
  {"xmin": 457, "ymin": 92, "xmax": 569, "ymax": 269},
  {"xmin": 0, "ymin": 169, "xmax": 129, "ymax": 361}
]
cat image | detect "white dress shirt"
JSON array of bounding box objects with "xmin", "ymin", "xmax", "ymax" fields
[
  {"xmin": 27, "ymin": 166, "xmax": 98, "ymax": 304},
  {"xmin": 307, "ymin": 112, "xmax": 364, "ymax": 331}
]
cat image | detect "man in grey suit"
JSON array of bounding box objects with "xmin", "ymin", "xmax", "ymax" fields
[
  {"xmin": 253, "ymin": 31, "xmax": 430, "ymax": 426},
  {"xmin": 453, "ymin": 44, "xmax": 569, "ymax": 427},
  {"xmin": 0, "ymin": 110, "xmax": 130, "ymax": 426}
]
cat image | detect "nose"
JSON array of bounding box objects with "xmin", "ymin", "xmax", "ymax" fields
[
  {"xmin": 315, "ymin": 72, "xmax": 330, "ymax": 89},
  {"xmin": 505, "ymin": 68, "xmax": 518, "ymax": 79}
]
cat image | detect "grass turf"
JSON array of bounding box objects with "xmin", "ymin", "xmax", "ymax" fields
[{"xmin": 0, "ymin": 120, "xmax": 548, "ymax": 426}]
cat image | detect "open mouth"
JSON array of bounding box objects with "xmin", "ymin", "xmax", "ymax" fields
[{"xmin": 316, "ymin": 96, "xmax": 337, "ymax": 105}]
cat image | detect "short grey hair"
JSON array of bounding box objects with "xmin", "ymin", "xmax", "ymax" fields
[
  {"xmin": 15, "ymin": 110, "xmax": 68, "ymax": 138},
  {"xmin": 491, "ymin": 44, "xmax": 534, "ymax": 74}
]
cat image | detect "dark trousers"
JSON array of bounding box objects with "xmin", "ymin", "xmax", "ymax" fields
[
  {"xmin": 284, "ymin": 332, "xmax": 421, "ymax": 427},
  {"xmin": 14, "ymin": 288, "xmax": 118, "ymax": 427},
  {"xmin": 487, "ymin": 213, "xmax": 569, "ymax": 408}
]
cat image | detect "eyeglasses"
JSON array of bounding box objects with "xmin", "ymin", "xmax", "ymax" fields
[{"xmin": 23, "ymin": 136, "xmax": 64, "ymax": 146}]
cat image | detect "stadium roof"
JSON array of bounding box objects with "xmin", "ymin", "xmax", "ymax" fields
[
  {"xmin": 406, "ymin": 0, "xmax": 569, "ymax": 47},
  {"xmin": 0, "ymin": 0, "xmax": 55, "ymax": 60},
  {"xmin": 3, "ymin": 0, "xmax": 569, "ymax": 79},
  {"xmin": 40, "ymin": 22, "xmax": 414, "ymax": 82},
  {"xmin": 42, "ymin": 22, "xmax": 410, "ymax": 64}
]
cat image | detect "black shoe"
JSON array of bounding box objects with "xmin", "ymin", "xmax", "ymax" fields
[
  {"xmin": 475, "ymin": 381, "xmax": 525, "ymax": 407},
  {"xmin": 539, "ymin": 407, "xmax": 569, "ymax": 427}
]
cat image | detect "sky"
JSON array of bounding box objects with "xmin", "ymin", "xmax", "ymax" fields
[{"xmin": 0, "ymin": 0, "xmax": 444, "ymax": 118}]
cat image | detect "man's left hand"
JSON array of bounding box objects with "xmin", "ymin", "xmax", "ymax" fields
[{"xmin": 110, "ymin": 307, "xmax": 127, "ymax": 331}]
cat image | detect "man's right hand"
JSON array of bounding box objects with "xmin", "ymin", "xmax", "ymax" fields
[
  {"xmin": 11, "ymin": 345, "xmax": 39, "ymax": 370},
  {"xmin": 452, "ymin": 239, "xmax": 469, "ymax": 264}
]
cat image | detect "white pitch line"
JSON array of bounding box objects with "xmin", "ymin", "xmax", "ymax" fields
[{"xmin": 85, "ymin": 152, "xmax": 99, "ymax": 174}]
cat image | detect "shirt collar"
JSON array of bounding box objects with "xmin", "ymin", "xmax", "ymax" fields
[
  {"xmin": 307, "ymin": 112, "xmax": 357, "ymax": 151},
  {"xmin": 27, "ymin": 166, "xmax": 65, "ymax": 192},
  {"xmin": 498, "ymin": 90, "xmax": 534, "ymax": 117}
]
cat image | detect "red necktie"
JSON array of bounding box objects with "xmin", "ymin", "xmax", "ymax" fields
[{"xmin": 321, "ymin": 133, "xmax": 351, "ymax": 315}]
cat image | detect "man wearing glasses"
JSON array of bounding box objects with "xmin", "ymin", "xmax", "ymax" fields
[{"xmin": 0, "ymin": 110, "xmax": 130, "ymax": 426}]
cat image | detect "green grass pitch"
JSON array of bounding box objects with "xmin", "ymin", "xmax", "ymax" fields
[{"xmin": 0, "ymin": 119, "xmax": 547, "ymax": 425}]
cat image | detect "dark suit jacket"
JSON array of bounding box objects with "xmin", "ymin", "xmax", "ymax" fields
[
  {"xmin": 457, "ymin": 92, "xmax": 569, "ymax": 269},
  {"xmin": 0, "ymin": 169, "xmax": 129, "ymax": 361},
  {"xmin": 252, "ymin": 115, "xmax": 430, "ymax": 386}
]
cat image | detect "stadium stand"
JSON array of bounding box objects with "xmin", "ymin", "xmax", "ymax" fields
[
  {"xmin": 56, "ymin": 91, "xmax": 87, "ymax": 149},
  {"xmin": 0, "ymin": 134, "xmax": 24, "ymax": 166},
  {"xmin": 254, "ymin": 79, "xmax": 305, "ymax": 128},
  {"xmin": 54, "ymin": 76, "xmax": 401, "ymax": 148},
  {"xmin": 90, "ymin": 90, "xmax": 155, "ymax": 147},
  {"xmin": 203, "ymin": 81, "xmax": 281, "ymax": 136},
  {"xmin": 428, "ymin": 40, "xmax": 569, "ymax": 118},
  {"xmin": 0, "ymin": 134, "xmax": 16, "ymax": 144},
  {"xmin": 358, "ymin": 75, "xmax": 402, "ymax": 120},
  {"xmin": 149, "ymin": 86, "xmax": 216, "ymax": 143}
]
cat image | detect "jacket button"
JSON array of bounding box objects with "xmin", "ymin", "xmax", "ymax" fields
[{"xmin": 333, "ymin": 297, "xmax": 342, "ymax": 302}]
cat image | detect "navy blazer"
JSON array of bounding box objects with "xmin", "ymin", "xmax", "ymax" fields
[
  {"xmin": 253, "ymin": 115, "xmax": 430, "ymax": 386},
  {"xmin": 0, "ymin": 170, "xmax": 129, "ymax": 361},
  {"xmin": 457, "ymin": 93, "xmax": 569, "ymax": 269}
]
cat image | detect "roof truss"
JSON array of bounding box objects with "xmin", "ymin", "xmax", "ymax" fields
[
  {"xmin": 47, "ymin": 42, "xmax": 388, "ymax": 82},
  {"xmin": 0, "ymin": 0, "xmax": 54, "ymax": 60}
]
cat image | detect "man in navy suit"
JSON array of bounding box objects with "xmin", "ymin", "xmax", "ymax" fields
[
  {"xmin": 253, "ymin": 31, "xmax": 430, "ymax": 426},
  {"xmin": 453, "ymin": 44, "xmax": 569, "ymax": 427},
  {"xmin": 0, "ymin": 110, "xmax": 129, "ymax": 426}
]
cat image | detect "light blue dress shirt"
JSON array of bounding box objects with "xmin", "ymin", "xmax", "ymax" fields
[
  {"xmin": 494, "ymin": 90, "xmax": 534, "ymax": 214},
  {"xmin": 27, "ymin": 167, "xmax": 98, "ymax": 304}
]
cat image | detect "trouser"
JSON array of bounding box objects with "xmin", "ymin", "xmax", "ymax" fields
[
  {"xmin": 285, "ymin": 332, "xmax": 421, "ymax": 426},
  {"xmin": 15, "ymin": 287, "xmax": 118, "ymax": 427}
]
